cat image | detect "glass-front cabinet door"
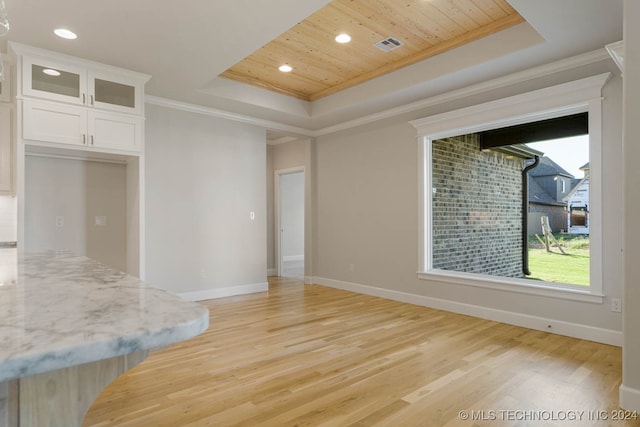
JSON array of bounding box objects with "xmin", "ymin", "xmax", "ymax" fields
[
  {"xmin": 22, "ymin": 56, "xmax": 87, "ymax": 105},
  {"xmin": 88, "ymin": 70, "xmax": 142, "ymax": 114},
  {"xmin": 21, "ymin": 55, "xmax": 144, "ymax": 114}
]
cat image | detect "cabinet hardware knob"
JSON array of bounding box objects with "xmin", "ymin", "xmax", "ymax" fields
[
  {"xmin": 83, "ymin": 93, "xmax": 86, "ymax": 104},
  {"xmin": 90, "ymin": 95, "xmax": 94, "ymax": 106},
  {"xmin": 82, "ymin": 134, "xmax": 86, "ymax": 144},
  {"xmin": 90, "ymin": 135, "xmax": 94, "ymax": 145}
]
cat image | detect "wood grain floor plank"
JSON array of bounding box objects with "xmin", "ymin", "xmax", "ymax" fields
[{"xmin": 84, "ymin": 278, "xmax": 637, "ymax": 426}]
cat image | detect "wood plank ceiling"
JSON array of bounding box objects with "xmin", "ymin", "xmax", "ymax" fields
[{"xmin": 220, "ymin": 0, "xmax": 524, "ymax": 101}]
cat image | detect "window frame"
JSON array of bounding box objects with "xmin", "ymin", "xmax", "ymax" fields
[{"xmin": 410, "ymin": 74, "xmax": 610, "ymax": 304}]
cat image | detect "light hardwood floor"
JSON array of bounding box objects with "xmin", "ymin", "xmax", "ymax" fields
[{"xmin": 84, "ymin": 277, "xmax": 637, "ymax": 426}]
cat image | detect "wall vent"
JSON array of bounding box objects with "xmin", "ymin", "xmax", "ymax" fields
[{"xmin": 374, "ymin": 37, "xmax": 403, "ymax": 52}]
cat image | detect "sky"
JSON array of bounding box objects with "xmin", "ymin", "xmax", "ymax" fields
[{"xmin": 526, "ymin": 135, "xmax": 589, "ymax": 178}]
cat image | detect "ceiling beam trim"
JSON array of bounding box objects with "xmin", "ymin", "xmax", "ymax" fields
[
  {"xmin": 317, "ymin": 48, "xmax": 610, "ymax": 136},
  {"xmin": 145, "ymin": 96, "xmax": 315, "ymax": 137},
  {"xmin": 145, "ymin": 47, "xmax": 610, "ymax": 138}
]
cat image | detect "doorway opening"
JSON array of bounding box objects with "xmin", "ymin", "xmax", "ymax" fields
[{"xmin": 275, "ymin": 168, "xmax": 305, "ymax": 278}]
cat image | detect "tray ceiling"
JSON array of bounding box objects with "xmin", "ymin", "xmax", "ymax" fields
[{"xmin": 220, "ymin": 0, "xmax": 524, "ymax": 101}]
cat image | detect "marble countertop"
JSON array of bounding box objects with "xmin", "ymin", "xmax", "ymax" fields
[{"xmin": 0, "ymin": 249, "xmax": 209, "ymax": 382}]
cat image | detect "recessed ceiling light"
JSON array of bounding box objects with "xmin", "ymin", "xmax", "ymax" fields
[
  {"xmin": 335, "ymin": 33, "xmax": 351, "ymax": 44},
  {"xmin": 42, "ymin": 68, "xmax": 61, "ymax": 76},
  {"xmin": 278, "ymin": 64, "xmax": 293, "ymax": 73},
  {"xmin": 54, "ymin": 28, "xmax": 77, "ymax": 40}
]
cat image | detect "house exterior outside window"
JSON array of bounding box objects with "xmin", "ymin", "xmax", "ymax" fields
[
  {"xmin": 565, "ymin": 163, "xmax": 590, "ymax": 234},
  {"xmin": 527, "ymin": 156, "xmax": 575, "ymax": 235},
  {"xmin": 431, "ymin": 133, "xmax": 524, "ymax": 278}
]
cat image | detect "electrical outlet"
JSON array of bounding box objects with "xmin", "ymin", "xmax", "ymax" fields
[
  {"xmin": 611, "ymin": 298, "xmax": 622, "ymax": 313},
  {"xmin": 349, "ymin": 263, "xmax": 355, "ymax": 272},
  {"xmin": 200, "ymin": 268, "xmax": 206, "ymax": 280},
  {"xmin": 55, "ymin": 216, "xmax": 64, "ymax": 227},
  {"xmin": 95, "ymin": 216, "xmax": 107, "ymax": 226}
]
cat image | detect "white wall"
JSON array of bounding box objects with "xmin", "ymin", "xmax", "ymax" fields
[
  {"xmin": 266, "ymin": 140, "xmax": 306, "ymax": 271},
  {"xmin": 280, "ymin": 171, "xmax": 304, "ymax": 259},
  {"xmin": 622, "ymin": 0, "xmax": 640, "ymax": 411},
  {"xmin": 144, "ymin": 104, "xmax": 267, "ymax": 298},
  {"xmin": 312, "ymin": 58, "xmax": 624, "ymax": 340},
  {"xmin": 24, "ymin": 155, "xmax": 128, "ymax": 271}
]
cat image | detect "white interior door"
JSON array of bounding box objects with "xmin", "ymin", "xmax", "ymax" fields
[{"xmin": 276, "ymin": 168, "xmax": 304, "ymax": 278}]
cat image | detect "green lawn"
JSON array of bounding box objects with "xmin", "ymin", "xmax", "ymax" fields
[{"xmin": 527, "ymin": 248, "xmax": 590, "ymax": 286}]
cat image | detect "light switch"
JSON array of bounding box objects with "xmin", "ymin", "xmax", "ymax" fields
[
  {"xmin": 250, "ymin": 211, "xmax": 255, "ymax": 220},
  {"xmin": 95, "ymin": 216, "xmax": 107, "ymax": 226}
]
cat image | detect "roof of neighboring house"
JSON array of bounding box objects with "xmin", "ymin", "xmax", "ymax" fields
[
  {"xmin": 529, "ymin": 178, "xmax": 566, "ymax": 206},
  {"xmin": 528, "ymin": 156, "xmax": 574, "ymax": 178},
  {"xmin": 580, "ymin": 162, "xmax": 590, "ymax": 170},
  {"xmin": 570, "ymin": 177, "xmax": 582, "ymax": 188},
  {"xmin": 563, "ymin": 176, "xmax": 590, "ymax": 202}
]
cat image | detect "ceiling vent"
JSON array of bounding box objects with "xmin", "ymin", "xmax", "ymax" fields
[{"xmin": 374, "ymin": 37, "xmax": 403, "ymax": 52}]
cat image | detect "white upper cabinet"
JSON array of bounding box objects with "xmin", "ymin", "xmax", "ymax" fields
[
  {"xmin": 23, "ymin": 56, "xmax": 87, "ymax": 106},
  {"xmin": 89, "ymin": 70, "xmax": 141, "ymax": 114},
  {"xmin": 22, "ymin": 99, "xmax": 87, "ymax": 146},
  {"xmin": 0, "ymin": 61, "xmax": 13, "ymax": 194},
  {"xmin": 22, "ymin": 98, "xmax": 142, "ymax": 152},
  {"xmin": 22, "ymin": 55, "xmax": 144, "ymax": 114},
  {"xmin": 89, "ymin": 110, "xmax": 142, "ymax": 151},
  {"xmin": 0, "ymin": 59, "xmax": 10, "ymax": 103},
  {"xmin": 0, "ymin": 79, "xmax": 7, "ymax": 102},
  {"xmin": 0, "ymin": 104, "xmax": 13, "ymax": 194},
  {"xmin": 10, "ymin": 42, "xmax": 150, "ymax": 154}
]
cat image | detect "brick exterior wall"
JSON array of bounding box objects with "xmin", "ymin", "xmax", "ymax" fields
[{"xmin": 432, "ymin": 134, "xmax": 524, "ymax": 278}]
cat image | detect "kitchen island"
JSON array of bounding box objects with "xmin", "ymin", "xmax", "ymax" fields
[{"xmin": 0, "ymin": 249, "xmax": 209, "ymax": 427}]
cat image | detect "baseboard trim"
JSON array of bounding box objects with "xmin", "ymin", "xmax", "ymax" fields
[
  {"xmin": 282, "ymin": 255, "xmax": 304, "ymax": 262},
  {"xmin": 312, "ymin": 277, "xmax": 622, "ymax": 347},
  {"xmin": 179, "ymin": 282, "xmax": 268, "ymax": 301},
  {"xmin": 620, "ymin": 385, "xmax": 640, "ymax": 412},
  {"xmin": 267, "ymin": 268, "xmax": 277, "ymax": 276}
]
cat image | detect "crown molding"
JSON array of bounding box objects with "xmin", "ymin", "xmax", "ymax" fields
[
  {"xmin": 146, "ymin": 47, "xmax": 611, "ymax": 138},
  {"xmin": 316, "ymin": 48, "xmax": 611, "ymax": 136},
  {"xmin": 145, "ymin": 95, "xmax": 315, "ymax": 137},
  {"xmin": 409, "ymin": 73, "xmax": 610, "ymax": 137},
  {"xmin": 605, "ymin": 40, "xmax": 624, "ymax": 72}
]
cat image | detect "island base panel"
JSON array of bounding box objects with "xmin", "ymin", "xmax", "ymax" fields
[
  {"xmin": 0, "ymin": 380, "xmax": 19, "ymax": 427},
  {"xmin": 0, "ymin": 350, "xmax": 147, "ymax": 427}
]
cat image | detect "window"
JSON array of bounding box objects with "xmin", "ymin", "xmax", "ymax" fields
[
  {"xmin": 410, "ymin": 74, "xmax": 609, "ymax": 302},
  {"xmin": 430, "ymin": 132, "xmax": 590, "ymax": 287},
  {"xmin": 570, "ymin": 206, "xmax": 588, "ymax": 227}
]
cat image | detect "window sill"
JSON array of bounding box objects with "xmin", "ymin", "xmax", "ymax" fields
[{"xmin": 417, "ymin": 269, "xmax": 604, "ymax": 304}]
